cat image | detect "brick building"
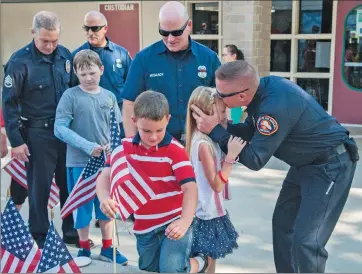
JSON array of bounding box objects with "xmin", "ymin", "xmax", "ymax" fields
[{"xmin": 1, "ymin": 0, "xmax": 362, "ymax": 124}]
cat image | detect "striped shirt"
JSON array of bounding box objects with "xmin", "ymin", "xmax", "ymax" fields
[{"xmin": 106, "ymin": 132, "xmax": 196, "ymax": 234}]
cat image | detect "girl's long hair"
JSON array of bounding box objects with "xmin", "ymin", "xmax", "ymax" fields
[{"xmin": 185, "ymin": 86, "xmax": 217, "ymax": 156}]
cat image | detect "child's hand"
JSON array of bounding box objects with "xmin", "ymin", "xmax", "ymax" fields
[
  {"xmin": 165, "ymin": 218, "xmax": 191, "ymax": 240},
  {"xmin": 226, "ymin": 135, "xmax": 246, "ymax": 161},
  {"xmin": 91, "ymin": 145, "xmax": 104, "ymax": 157},
  {"xmin": 100, "ymin": 198, "xmax": 119, "ymax": 219},
  {"xmin": 104, "ymin": 143, "xmax": 111, "ymax": 156}
]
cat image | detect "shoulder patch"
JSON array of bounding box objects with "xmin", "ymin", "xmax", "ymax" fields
[
  {"xmin": 4, "ymin": 75, "xmax": 13, "ymax": 88},
  {"xmin": 257, "ymin": 115, "xmax": 278, "ymax": 136}
]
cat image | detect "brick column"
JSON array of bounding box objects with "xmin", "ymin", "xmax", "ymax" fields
[{"xmin": 222, "ymin": 1, "xmax": 272, "ymax": 77}]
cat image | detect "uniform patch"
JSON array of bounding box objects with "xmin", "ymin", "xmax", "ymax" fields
[
  {"xmin": 257, "ymin": 115, "xmax": 278, "ymax": 136},
  {"xmin": 197, "ymin": 65, "xmax": 207, "ymax": 79},
  {"xmin": 4, "ymin": 75, "xmax": 13, "ymax": 88},
  {"xmin": 115, "ymin": 58, "xmax": 122, "ymax": 68},
  {"xmin": 65, "ymin": 60, "xmax": 71, "ymax": 73}
]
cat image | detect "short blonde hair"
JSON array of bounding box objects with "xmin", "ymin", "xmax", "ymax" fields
[
  {"xmin": 73, "ymin": 49, "xmax": 103, "ymax": 72},
  {"xmin": 134, "ymin": 91, "xmax": 169, "ymax": 121}
]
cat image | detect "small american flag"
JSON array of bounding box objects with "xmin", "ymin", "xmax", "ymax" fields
[
  {"xmin": 36, "ymin": 221, "xmax": 80, "ymax": 273},
  {"xmin": 1, "ymin": 199, "xmax": 42, "ymax": 273},
  {"xmin": 60, "ymin": 154, "xmax": 104, "ymax": 219},
  {"xmin": 109, "ymin": 108, "xmax": 157, "ymax": 221},
  {"xmin": 3, "ymin": 158, "xmax": 60, "ymax": 209}
]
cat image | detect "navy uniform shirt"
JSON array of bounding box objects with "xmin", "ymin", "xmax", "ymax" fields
[
  {"xmin": 122, "ymin": 38, "xmax": 221, "ymax": 141},
  {"xmin": 72, "ymin": 39, "xmax": 132, "ymax": 104},
  {"xmin": 210, "ymin": 76, "xmax": 349, "ymax": 170},
  {"xmin": 2, "ymin": 40, "xmax": 75, "ymax": 148}
]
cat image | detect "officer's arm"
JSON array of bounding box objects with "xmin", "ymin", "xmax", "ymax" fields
[
  {"xmin": 2, "ymin": 62, "xmax": 26, "ymax": 147},
  {"xmin": 123, "ymin": 51, "xmax": 132, "ymax": 82},
  {"xmin": 209, "ymin": 116, "xmax": 254, "ymax": 153},
  {"xmin": 237, "ymin": 97, "xmax": 306, "ymax": 170},
  {"xmin": 122, "ymin": 53, "xmax": 145, "ymax": 137}
]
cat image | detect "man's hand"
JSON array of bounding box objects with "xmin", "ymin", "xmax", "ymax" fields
[
  {"xmin": 191, "ymin": 104, "xmax": 219, "ymax": 134},
  {"xmin": 100, "ymin": 198, "xmax": 119, "ymax": 219},
  {"xmin": 12, "ymin": 144, "xmax": 30, "ymax": 162},
  {"xmin": 91, "ymin": 145, "xmax": 104, "ymax": 157},
  {"xmin": 165, "ymin": 217, "xmax": 192, "ymax": 240}
]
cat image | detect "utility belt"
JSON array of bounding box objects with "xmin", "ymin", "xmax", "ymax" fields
[
  {"xmin": 20, "ymin": 117, "xmax": 55, "ymax": 129},
  {"xmin": 312, "ymin": 137, "xmax": 359, "ymax": 165}
]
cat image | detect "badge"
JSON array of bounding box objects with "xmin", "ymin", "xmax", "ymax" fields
[
  {"xmin": 65, "ymin": 60, "xmax": 71, "ymax": 74},
  {"xmin": 4, "ymin": 75, "xmax": 13, "ymax": 88},
  {"xmin": 197, "ymin": 65, "xmax": 207, "ymax": 79},
  {"xmin": 257, "ymin": 115, "xmax": 278, "ymax": 136},
  {"xmin": 115, "ymin": 58, "xmax": 122, "ymax": 69}
]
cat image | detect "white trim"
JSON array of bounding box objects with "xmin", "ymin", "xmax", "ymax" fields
[
  {"xmin": 97, "ymin": 1, "xmax": 143, "ymax": 51},
  {"xmin": 293, "ymin": 72, "xmax": 330, "ymax": 78},
  {"xmin": 172, "ymin": 161, "xmax": 192, "ymax": 170},
  {"xmin": 269, "ymin": 72, "xmax": 291, "ymax": 77},
  {"xmin": 328, "ymin": 0, "xmax": 338, "ymax": 115},
  {"xmin": 133, "ymin": 215, "xmax": 181, "ymax": 234},
  {"xmin": 134, "ymin": 207, "xmax": 182, "ymax": 219}
]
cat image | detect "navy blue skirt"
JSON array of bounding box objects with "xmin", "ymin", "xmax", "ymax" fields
[{"xmin": 192, "ymin": 214, "xmax": 239, "ymax": 259}]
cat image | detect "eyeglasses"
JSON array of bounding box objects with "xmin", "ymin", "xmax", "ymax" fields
[
  {"xmin": 158, "ymin": 20, "xmax": 189, "ymax": 37},
  {"xmin": 216, "ymin": 88, "xmax": 249, "ymax": 98},
  {"xmin": 82, "ymin": 25, "xmax": 105, "ymax": 32}
]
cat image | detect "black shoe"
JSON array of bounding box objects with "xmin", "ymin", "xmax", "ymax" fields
[
  {"xmin": 197, "ymin": 253, "xmax": 209, "ymax": 273},
  {"xmin": 62, "ymin": 229, "xmax": 79, "ymax": 245},
  {"xmin": 75, "ymin": 239, "xmax": 95, "ymax": 249},
  {"xmin": 95, "ymin": 219, "xmax": 100, "ymax": 228},
  {"xmin": 33, "ymin": 234, "xmax": 46, "ymax": 249}
]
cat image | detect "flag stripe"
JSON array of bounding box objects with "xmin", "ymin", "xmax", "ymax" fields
[{"xmin": 1, "ymin": 249, "xmax": 10, "ymax": 273}]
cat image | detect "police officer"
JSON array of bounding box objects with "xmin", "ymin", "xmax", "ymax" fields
[
  {"xmin": 191, "ymin": 60, "xmax": 359, "ymax": 273},
  {"xmin": 2, "ymin": 11, "xmax": 79, "ymax": 248},
  {"xmin": 122, "ymin": 1, "xmax": 221, "ymax": 142},
  {"xmin": 73, "ymin": 10, "xmax": 132, "ymax": 136}
]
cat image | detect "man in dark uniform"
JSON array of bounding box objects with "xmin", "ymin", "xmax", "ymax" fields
[
  {"xmin": 122, "ymin": 1, "xmax": 221, "ymax": 143},
  {"xmin": 2, "ymin": 11, "xmax": 79, "ymax": 248},
  {"xmin": 73, "ymin": 10, "xmax": 132, "ymax": 138},
  {"xmin": 191, "ymin": 60, "xmax": 359, "ymax": 273}
]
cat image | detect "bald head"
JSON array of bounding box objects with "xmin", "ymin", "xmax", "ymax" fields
[
  {"xmin": 159, "ymin": 1, "xmax": 189, "ymax": 23},
  {"xmin": 32, "ymin": 11, "xmax": 60, "ymax": 33},
  {"xmin": 84, "ymin": 11, "xmax": 107, "ymax": 26}
]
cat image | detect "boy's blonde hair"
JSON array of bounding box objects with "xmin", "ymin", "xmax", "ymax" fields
[
  {"xmin": 134, "ymin": 91, "xmax": 169, "ymax": 121},
  {"xmin": 73, "ymin": 49, "xmax": 103, "ymax": 72},
  {"xmin": 185, "ymin": 86, "xmax": 217, "ymax": 156}
]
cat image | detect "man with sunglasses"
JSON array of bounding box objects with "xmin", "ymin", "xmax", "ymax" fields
[
  {"xmin": 73, "ymin": 11, "xmax": 132, "ymax": 132},
  {"xmin": 191, "ymin": 60, "xmax": 359, "ymax": 273},
  {"xmin": 122, "ymin": 1, "xmax": 221, "ymax": 143}
]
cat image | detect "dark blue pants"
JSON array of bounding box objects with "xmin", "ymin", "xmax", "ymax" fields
[
  {"xmin": 118, "ymin": 102, "xmax": 125, "ymax": 138},
  {"xmin": 272, "ymin": 151, "xmax": 356, "ymax": 273}
]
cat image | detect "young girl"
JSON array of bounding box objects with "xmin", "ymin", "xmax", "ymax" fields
[{"xmin": 185, "ymin": 86, "xmax": 246, "ymax": 273}]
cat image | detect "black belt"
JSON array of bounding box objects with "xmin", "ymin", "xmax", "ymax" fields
[
  {"xmin": 312, "ymin": 143, "xmax": 347, "ymax": 165},
  {"xmin": 21, "ymin": 118, "xmax": 55, "ymax": 129}
]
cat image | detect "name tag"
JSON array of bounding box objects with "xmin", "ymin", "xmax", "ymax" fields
[{"xmin": 149, "ymin": 73, "xmax": 164, "ymax": 77}]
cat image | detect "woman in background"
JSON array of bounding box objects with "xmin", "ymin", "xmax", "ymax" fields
[{"xmin": 222, "ymin": 45, "xmax": 248, "ymax": 124}]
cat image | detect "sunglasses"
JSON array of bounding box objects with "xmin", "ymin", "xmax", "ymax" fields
[
  {"xmin": 158, "ymin": 20, "xmax": 189, "ymax": 37},
  {"xmin": 82, "ymin": 25, "xmax": 105, "ymax": 32},
  {"xmin": 216, "ymin": 88, "xmax": 249, "ymax": 98}
]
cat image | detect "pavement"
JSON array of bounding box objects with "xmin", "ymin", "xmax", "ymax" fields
[{"xmin": 1, "ymin": 127, "xmax": 362, "ymax": 273}]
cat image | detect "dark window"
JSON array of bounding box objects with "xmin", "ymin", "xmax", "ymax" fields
[
  {"xmin": 271, "ymin": 0, "xmax": 292, "ymax": 34},
  {"xmin": 298, "ymin": 39, "xmax": 331, "ymax": 72},
  {"xmin": 343, "ymin": 5, "xmax": 362, "ymax": 90},
  {"xmin": 297, "ymin": 78, "xmax": 329, "ymax": 110},
  {"xmin": 195, "ymin": 40, "xmax": 218, "ymax": 54},
  {"xmin": 192, "ymin": 2, "xmax": 219, "ymax": 35},
  {"xmin": 299, "ymin": 0, "xmax": 333, "ymax": 34},
  {"xmin": 270, "ymin": 40, "xmax": 291, "ymax": 72}
]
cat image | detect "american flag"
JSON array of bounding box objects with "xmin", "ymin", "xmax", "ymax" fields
[
  {"xmin": 109, "ymin": 108, "xmax": 157, "ymax": 221},
  {"xmin": 60, "ymin": 154, "xmax": 104, "ymax": 219},
  {"xmin": 36, "ymin": 221, "xmax": 80, "ymax": 273},
  {"xmin": 3, "ymin": 158, "xmax": 60, "ymax": 209},
  {"xmin": 1, "ymin": 199, "xmax": 41, "ymax": 273}
]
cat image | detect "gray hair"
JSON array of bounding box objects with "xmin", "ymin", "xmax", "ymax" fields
[
  {"xmin": 134, "ymin": 91, "xmax": 169, "ymax": 121},
  {"xmin": 32, "ymin": 11, "xmax": 61, "ymax": 33},
  {"xmin": 216, "ymin": 60, "xmax": 260, "ymax": 85},
  {"xmin": 84, "ymin": 11, "xmax": 108, "ymax": 26}
]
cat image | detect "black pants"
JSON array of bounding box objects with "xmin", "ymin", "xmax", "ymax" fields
[
  {"xmin": 272, "ymin": 151, "xmax": 357, "ymax": 272},
  {"xmin": 10, "ymin": 178, "xmax": 28, "ymax": 205},
  {"xmin": 24, "ymin": 127, "xmax": 74, "ymax": 236}
]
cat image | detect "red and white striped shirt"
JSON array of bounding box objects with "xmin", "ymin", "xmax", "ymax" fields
[{"xmin": 107, "ymin": 132, "xmax": 196, "ymax": 234}]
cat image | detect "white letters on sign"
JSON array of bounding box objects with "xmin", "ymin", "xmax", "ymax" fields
[{"xmin": 104, "ymin": 4, "xmax": 135, "ymax": 11}]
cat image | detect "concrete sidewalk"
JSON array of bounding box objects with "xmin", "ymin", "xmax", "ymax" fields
[{"xmin": 1, "ymin": 127, "xmax": 362, "ymax": 272}]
